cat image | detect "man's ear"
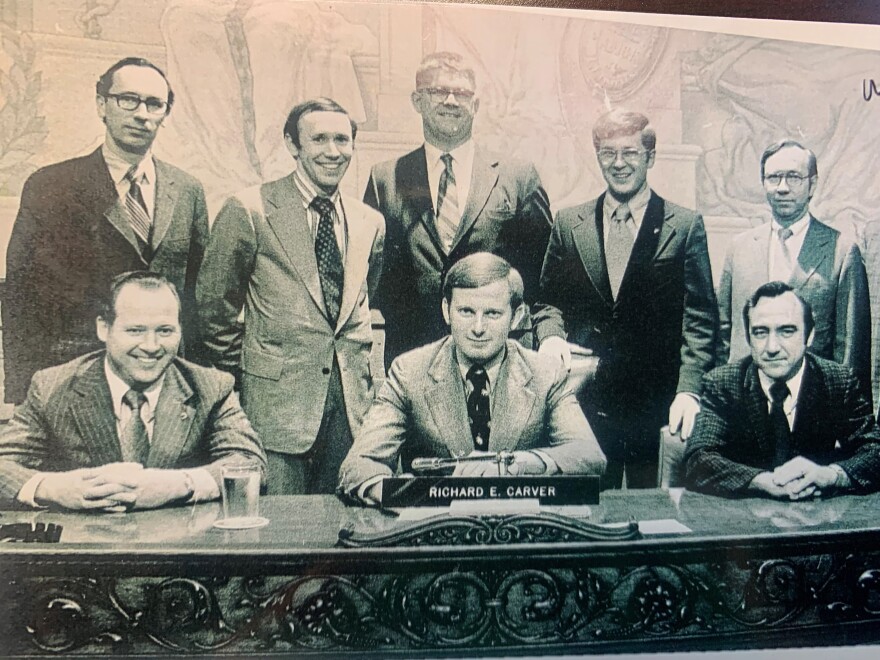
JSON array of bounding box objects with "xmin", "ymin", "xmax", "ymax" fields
[
  {"xmin": 806, "ymin": 328, "xmax": 815, "ymax": 347},
  {"xmin": 96, "ymin": 317, "xmax": 109, "ymax": 343},
  {"xmin": 441, "ymin": 298, "xmax": 451, "ymax": 326},
  {"xmin": 284, "ymin": 134, "xmax": 299, "ymax": 161},
  {"xmin": 96, "ymin": 95, "xmax": 107, "ymax": 124},
  {"xmin": 510, "ymin": 302, "xmax": 526, "ymax": 329},
  {"xmin": 411, "ymin": 90, "xmax": 424, "ymax": 115}
]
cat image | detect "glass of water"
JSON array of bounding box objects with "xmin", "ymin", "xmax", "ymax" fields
[{"xmin": 214, "ymin": 461, "xmax": 267, "ymax": 529}]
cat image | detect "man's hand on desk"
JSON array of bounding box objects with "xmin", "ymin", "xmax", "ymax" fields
[
  {"xmin": 538, "ymin": 336, "xmax": 571, "ymax": 371},
  {"xmin": 34, "ymin": 463, "xmax": 141, "ymax": 511},
  {"xmin": 452, "ymin": 451, "xmax": 546, "ymax": 477},
  {"xmin": 749, "ymin": 457, "xmax": 841, "ymax": 500},
  {"xmin": 126, "ymin": 468, "xmax": 195, "ymax": 509}
]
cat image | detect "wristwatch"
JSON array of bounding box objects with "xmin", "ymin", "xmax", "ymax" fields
[{"xmin": 829, "ymin": 463, "xmax": 850, "ymax": 490}]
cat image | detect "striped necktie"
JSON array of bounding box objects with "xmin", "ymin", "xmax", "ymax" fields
[
  {"xmin": 125, "ymin": 165, "xmax": 152, "ymax": 258},
  {"xmin": 121, "ymin": 389, "xmax": 150, "ymax": 465},
  {"xmin": 436, "ymin": 153, "xmax": 460, "ymax": 253},
  {"xmin": 606, "ymin": 202, "xmax": 634, "ymax": 299}
]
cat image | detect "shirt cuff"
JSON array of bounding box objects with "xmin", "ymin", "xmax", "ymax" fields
[
  {"xmin": 829, "ymin": 463, "xmax": 852, "ymax": 491},
  {"xmin": 356, "ymin": 475, "xmax": 385, "ymax": 506},
  {"xmin": 16, "ymin": 473, "xmax": 48, "ymax": 508},
  {"xmin": 528, "ymin": 450, "xmax": 559, "ymax": 475},
  {"xmin": 680, "ymin": 392, "xmax": 701, "ymax": 403},
  {"xmin": 188, "ymin": 468, "xmax": 220, "ymax": 502}
]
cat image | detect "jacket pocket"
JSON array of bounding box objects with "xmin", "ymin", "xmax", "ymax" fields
[{"xmin": 242, "ymin": 345, "xmax": 284, "ymax": 380}]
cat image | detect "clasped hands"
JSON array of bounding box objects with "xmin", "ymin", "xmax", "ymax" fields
[
  {"xmin": 749, "ymin": 456, "xmax": 840, "ymax": 500},
  {"xmin": 33, "ymin": 462, "xmax": 192, "ymax": 512},
  {"xmin": 451, "ymin": 450, "xmax": 546, "ymax": 477}
]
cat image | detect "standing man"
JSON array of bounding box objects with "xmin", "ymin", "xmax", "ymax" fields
[
  {"xmin": 197, "ymin": 98, "xmax": 384, "ymax": 495},
  {"xmin": 685, "ymin": 282, "xmax": 880, "ymax": 499},
  {"xmin": 3, "ymin": 57, "xmax": 209, "ymax": 404},
  {"xmin": 716, "ymin": 139, "xmax": 871, "ymax": 394},
  {"xmin": 535, "ymin": 109, "xmax": 718, "ymax": 489},
  {"xmin": 364, "ymin": 52, "xmax": 552, "ymax": 367}
]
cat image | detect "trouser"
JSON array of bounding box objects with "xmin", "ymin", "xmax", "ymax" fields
[{"xmin": 583, "ymin": 409, "xmax": 660, "ymax": 490}]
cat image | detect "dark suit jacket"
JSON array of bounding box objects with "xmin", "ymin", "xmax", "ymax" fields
[
  {"xmin": 0, "ymin": 352, "xmax": 266, "ymax": 508},
  {"xmin": 684, "ymin": 355, "xmax": 880, "ymax": 497},
  {"xmin": 364, "ymin": 145, "xmax": 552, "ymax": 366},
  {"xmin": 717, "ymin": 217, "xmax": 871, "ymax": 390},
  {"xmin": 3, "ymin": 148, "xmax": 209, "ymax": 403},
  {"xmin": 534, "ymin": 191, "xmax": 719, "ymax": 425},
  {"xmin": 337, "ymin": 338, "xmax": 607, "ymax": 498}
]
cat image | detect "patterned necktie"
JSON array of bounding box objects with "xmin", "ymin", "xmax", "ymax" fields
[
  {"xmin": 466, "ymin": 365, "xmax": 491, "ymax": 451},
  {"xmin": 312, "ymin": 196, "xmax": 344, "ymax": 326},
  {"xmin": 778, "ymin": 226, "xmax": 795, "ymax": 269},
  {"xmin": 125, "ymin": 166, "xmax": 152, "ymax": 259},
  {"xmin": 769, "ymin": 379, "xmax": 791, "ymax": 467},
  {"xmin": 436, "ymin": 153, "xmax": 460, "ymax": 253},
  {"xmin": 121, "ymin": 389, "xmax": 150, "ymax": 465},
  {"xmin": 606, "ymin": 202, "xmax": 634, "ymax": 299}
]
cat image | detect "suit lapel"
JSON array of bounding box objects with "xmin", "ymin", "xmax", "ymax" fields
[
  {"xmin": 91, "ymin": 149, "xmax": 148, "ymax": 263},
  {"xmin": 572, "ymin": 195, "xmax": 613, "ymax": 307},
  {"xmin": 426, "ymin": 341, "xmax": 475, "ymax": 459},
  {"xmin": 617, "ymin": 192, "xmax": 669, "ymax": 302},
  {"xmin": 791, "ymin": 357, "xmax": 821, "ymax": 453},
  {"xmin": 336, "ymin": 196, "xmax": 372, "ymax": 331},
  {"xmin": 743, "ymin": 362, "xmax": 773, "ymax": 456},
  {"xmin": 401, "ymin": 147, "xmax": 444, "ymax": 253},
  {"xmin": 151, "ymin": 160, "xmax": 180, "ymax": 250},
  {"xmin": 148, "ymin": 363, "xmax": 196, "ymax": 469},
  {"xmin": 489, "ymin": 345, "xmax": 537, "ymax": 452},
  {"xmin": 263, "ymin": 175, "xmax": 327, "ymax": 317},
  {"xmin": 71, "ymin": 357, "xmax": 124, "ymax": 465},
  {"xmin": 751, "ymin": 224, "xmax": 773, "ymax": 285},
  {"xmin": 790, "ymin": 218, "xmax": 831, "ymax": 290},
  {"xmin": 450, "ymin": 149, "xmax": 498, "ymax": 253}
]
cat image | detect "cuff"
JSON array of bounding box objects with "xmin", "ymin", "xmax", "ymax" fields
[
  {"xmin": 528, "ymin": 450, "xmax": 559, "ymax": 475},
  {"xmin": 17, "ymin": 473, "xmax": 48, "ymax": 509},
  {"xmin": 188, "ymin": 468, "xmax": 220, "ymax": 502},
  {"xmin": 356, "ymin": 475, "xmax": 385, "ymax": 506},
  {"xmin": 829, "ymin": 463, "xmax": 853, "ymax": 491}
]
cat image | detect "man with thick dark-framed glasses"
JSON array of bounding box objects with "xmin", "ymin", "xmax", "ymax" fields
[
  {"xmin": 716, "ymin": 139, "xmax": 870, "ymax": 397},
  {"xmin": 364, "ymin": 51, "xmax": 552, "ymax": 370},
  {"xmin": 3, "ymin": 57, "xmax": 209, "ymax": 406}
]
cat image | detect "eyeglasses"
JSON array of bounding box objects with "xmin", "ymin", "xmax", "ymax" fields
[
  {"xmin": 418, "ymin": 87, "xmax": 476, "ymax": 103},
  {"xmin": 597, "ymin": 149, "xmax": 650, "ymax": 165},
  {"xmin": 105, "ymin": 93, "xmax": 169, "ymax": 115},
  {"xmin": 763, "ymin": 172, "xmax": 810, "ymax": 187}
]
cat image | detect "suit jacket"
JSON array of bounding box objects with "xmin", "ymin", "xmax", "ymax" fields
[
  {"xmin": 534, "ymin": 191, "xmax": 719, "ymax": 425},
  {"xmin": 364, "ymin": 145, "xmax": 552, "ymax": 366},
  {"xmin": 684, "ymin": 355, "xmax": 880, "ymax": 497},
  {"xmin": 196, "ymin": 174, "xmax": 385, "ymax": 455},
  {"xmin": 337, "ymin": 338, "xmax": 607, "ymax": 498},
  {"xmin": 3, "ymin": 148, "xmax": 209, "ymax": 403},
  {"xmin": 0, "ymin": 352, "xmax": 266, "ymax": 508},
  {"xmin": 717, "ymin": 217, "xmax": 871, "ymax": 391}
]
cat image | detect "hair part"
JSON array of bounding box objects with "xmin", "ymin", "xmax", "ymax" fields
[
  {"xmin": 742, "ymin": 280, "xmax": 815, "ymax": 338},
  {"xmin": 283, "ymin": 97, "xmax": 358, "ymax": 148},
  {"xmin": 442, "ymin": 252, "xmax": 524, "ymax": 310},
  {"xmin": 592, "ymin": 108, "xmax": 656, "ymax": 151},
  {"xmin": 415, "ymin": 51, "xmax": 477, "ymax": 90},
  {"xmin": 96, "ymin": 57, "xmax": 175, "ymax": 109},
  {"xmin": 760, "ymin": 139, "xmax": 818, "ymax": 179},
  {"xmin": 99, "ymin": 271, "xmax": 181, "ymax": 326}
]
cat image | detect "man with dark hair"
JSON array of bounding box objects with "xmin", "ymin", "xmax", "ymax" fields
[
  {"xmin": 535, "ymin": 108, "xmax": 718, "ymax": 489},
  {"xmin": 364, "ymin": 51, "xmax": 552, "ymax": 368},
  {"xmin": 716, "ymin": 139, "xmax": 870, "ymax": 393},
  {"xmin": 685, "ymin": 282, "xmax": 880, "ymax": 499},
  {"xmin": 3, "ymin": 57, "xmax": 209, "ymax": 404},
  {"xmin": 0, "ymin": 272, "xmax": 265, "ymax": 511},
  {"xmin": 338, "ymin": 252, "xmax": 606, "ymax": 505},
  {"xmin": 198, "ymin": 98, "xmax": 384, "ymax": 495}
]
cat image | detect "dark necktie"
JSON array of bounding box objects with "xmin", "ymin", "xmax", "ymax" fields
[
  {"xmin": 606, "ymin": 202, "xmax": 634, "ymax": 299},
  {"xmin": 121, "ymin": 389, "xmax": 150, "ymax": 465},
  {"xmin": 436, "ymin": 153, "xmax": 460, "ymax": 253},
  {"xmin": 312, "ymin": 196, "xmax": 344, "ymax": 326},
  {"xmin": 769, "ymin": 379, "xmax": 791, "ymax": 467},
  {"xmin": 125, "ymin": 166, "xmax": 152, "ymax": 259},
  {"xmin": 466, "ymin": 365, "xmax": 491, "ymax": 451}
]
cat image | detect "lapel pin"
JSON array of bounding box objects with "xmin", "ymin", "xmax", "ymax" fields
[{"xmin": 180, "ymin": 411, "xmax": 188, "ymax": 420}]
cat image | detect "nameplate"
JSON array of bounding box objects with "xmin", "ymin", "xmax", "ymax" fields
[{"xmin": 381, "ymin": 476, "xmax": 600, "ymax": 507}]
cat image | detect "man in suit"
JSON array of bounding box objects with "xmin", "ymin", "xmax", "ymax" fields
[
  {"xmin": 197, "ymin": 98, "xmax": 384, "ymax": 495},
  {"xmin": 717, "ymin": 139, "xmax": 871, "ymax": 394},
  {"xmin": 3, "ymin": 57, "xmax": 209, "ymax": 404},
  {"xmin": 0, "ymin": 272, "xmax": 266, "ymax": 511},
  {"xmin": 535, "ymin": 109, "xmax": 719, "ymax": 489},
  {"xmin": 338, "ymin": 253, "xmax": 606, "ymax": 505},
  {"xmin": 364, "ymin": 52, "xmax": 552, "ymax": 367},
  {"xmin": 685, "ymin": 282, "xmax": 880, "ymax": 499}
]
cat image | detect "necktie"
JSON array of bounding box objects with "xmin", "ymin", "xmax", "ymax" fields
[
  {"xmin": 436, "ymin": 153, "xmax": 460, "ymax": 253},
  {"xmin": 606, "ymin": 202, "xmax": 634, "ymax": 299},
  {"xmin": 466, "ymin": 365, "xmax": 491, "ymax": 451},
  {"xmin": 121, "ymin": 389, "xmax": 150, "ymax": 465},
  {"xmin": 312, "ymin": 196, "xmax": 344, "ymax": 326},
  {"xmin": 769, "ymin": 379, "xmax": 791, "ymax": 467},
  {"xmin": 125, "ymin": 166, "xmax": 152, "ymax": 259},
  {"xmin": 778, "ymin": 226, "xmax": 795, "ymax": 270}
]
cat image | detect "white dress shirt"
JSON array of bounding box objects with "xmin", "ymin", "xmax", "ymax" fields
[
  {"xmin": 293, "ymin": 169, "xmax": 348, "ymax": 261},
  {"xmin": 102, "ymin": 144, "xmax": 157, "ymax": 219},
  {"xmin": 757, "ymin": 359, "xmax": 806, "ymax": 431},
  {"xmin": 602, "ymin": 183, "xmax": 652, "ymax": 256},
  {"xmin": 424, "ymin": 140, "xmax": 475, "ymax": 219}
]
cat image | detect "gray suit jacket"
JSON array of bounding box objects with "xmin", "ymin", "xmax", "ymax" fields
[
  {"xmin": 196, "ymin": 174, "xmax": 385, "ymax": 455},
  {"xmin": 717, "ymin": 217, "xmax": 871, "ymax": 389},
  {"xmin": 0, "ymin": 352, "xmax": 266, "ymax": 508},
  {"xmin": 337, "ymin": 339, "xmax": 607, "ymax": 498}
]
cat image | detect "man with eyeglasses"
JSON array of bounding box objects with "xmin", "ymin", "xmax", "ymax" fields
[
  {"xmin": 716, "ymin": 139, "xmax": 870, "ymax": 397},
  {"xmin": 3, "ymin": 57, "xmax": 209, "ymax": 405},
  {"xmin": 535, "ymin": 109, "xmax": 718, "ymax": 489},
  {"xmin": 363, "ymin": 51, "xmax": 552, "ymax": 369}
]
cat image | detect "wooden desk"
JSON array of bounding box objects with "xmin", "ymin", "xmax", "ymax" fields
[{"xmin": 2, "ymin": 490, "xmax": 880, "ymax": 656}]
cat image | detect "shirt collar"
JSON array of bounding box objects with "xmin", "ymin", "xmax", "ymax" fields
[
  {"xmin": 102, "ymin": 144, "xmax": 155, "ymax": 186},
  {"xmin": 454, "ymin": 343, "xmax": 506, "ymax": 391},
  {"xmin": 104, "ymin": 357, "xmax": 164, "ymax": 420},
  {"xmin": 771, "ymin": 212, "xmax": 811, "ymax": 237},
  {"xmin": 424, "ymin": 139, "xmax": 475, "ymax": 168},
  {"xmin": 758, "ymin": 357, "xmax": 806, "ymax": 406},
  {"xmin": 604, "ymin": 183, "xmax": 652, "ymax": 224},
  {"xmin": 293, "ymin": 169, "xmax": 340, "ymax": 209}
]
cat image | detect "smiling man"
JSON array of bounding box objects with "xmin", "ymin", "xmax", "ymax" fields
[
  {"xmin": 3, "ymin": 57, "xmax": 209, "ymax": 405},
  {"xmin": 197, "ymin": 98, "xmax": 384, "ymax": 495},
  {"xmin": 685, "ymin": 282, "xmax": 880, "ymax": 499},
  {"xmin": 534, "ymin": 108, "xmax": 718, "ymax": 489},
  {"xmin": 0, "ymin": 272, "xmax": 266, "ymax": 511},
  {"xmin": 338, "ymin": 253, "xmax": 606, "ymax": 506}
]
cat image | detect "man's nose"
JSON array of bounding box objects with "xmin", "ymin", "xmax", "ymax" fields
[
  {"xmin": 765, "ymin": 332, "xmax": 781, "ymax": 353},
  {"xmin": 442, "ymin": 91, "xmax": 460, "ymax": 106},
  {"xmin": 472, "ymin": 314, "xmax": 486, "ymax": 334},
  {"xmin": 140, "ymin": 332, "xmax": 160, "ymax": 352}
]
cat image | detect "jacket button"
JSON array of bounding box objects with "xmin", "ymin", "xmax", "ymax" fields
[{"xmin": 322, "ymin": 367, "xmax": 330, "ymax": 375}]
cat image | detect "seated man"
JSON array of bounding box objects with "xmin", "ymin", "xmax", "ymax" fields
[
  {"xmin": 685, "ymin": 281, "xmax": 880, "ymax": 499},
  {"xmin": 0, "ymin": 271, "xmax": 266, "ymax": 511},
  {"xmin": 338, "ymin": 252, "xmax": 606, "ymax": 505}
]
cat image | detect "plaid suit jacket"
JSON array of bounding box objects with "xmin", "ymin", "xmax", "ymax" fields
[{"xmin": 684, "ymin": 354, "xmax": 880, "ymax": 496}]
